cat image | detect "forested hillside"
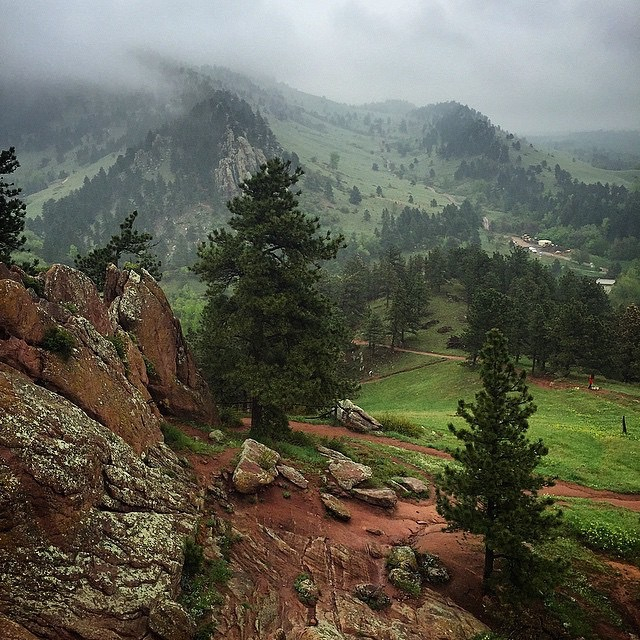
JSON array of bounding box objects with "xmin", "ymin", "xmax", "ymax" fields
[{"xmin": 3, "ymin": 62, "xmax": 639, "ymax": 300}]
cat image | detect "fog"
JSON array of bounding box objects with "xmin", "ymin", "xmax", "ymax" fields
[{"xmin": 1, "ymin": 0, "xmax": 638, "ymax": 134}]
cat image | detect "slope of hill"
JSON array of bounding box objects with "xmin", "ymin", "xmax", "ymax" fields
[{"xmin": 5, "ymin": 62, "xmax": 639, "ymax": 273}]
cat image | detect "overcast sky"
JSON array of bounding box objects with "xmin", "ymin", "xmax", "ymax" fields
[{"xmin": 2, "ymin": 0, "xmax": 638, "ymax": 134}]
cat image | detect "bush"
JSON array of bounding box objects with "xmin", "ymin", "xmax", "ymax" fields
[
  {"xmin": 217, "ymin": 406, "xmax": 244, "ymax": 428},
  {"xmin": 41, "ymin": 326, "xmax": 75, "ymax": 360},
  {"xmin": 107, "ymin": 334, "xmax": 126, "ymax": 361},
  {"xmin": 376, "ymin": 413, "xmax": 423, "ymax": 438},
  {"xmin": 180, "ymin": 536, "xmax": 232, "ymax": 634},
  {"xmin": 294, "ymin": 572, "xmax": 319, "ymax": 605}
]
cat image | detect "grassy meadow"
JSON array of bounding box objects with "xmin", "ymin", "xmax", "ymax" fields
[{"xmin": 356, "ymin": 353, "xmax": 640, "ymax": 493}]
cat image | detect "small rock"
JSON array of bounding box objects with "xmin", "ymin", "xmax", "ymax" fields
[
  {"xmin": 208, "ymin": 429, "xmax": 225, "ymax": 443},
  {"xmin": 353, "ymin": 583, "xmax": 391, "ymax": 610},
  {"xmin": 388, "ymin": 568, "xmax": 421, "ymax": 597},
  {"xmin": 277, "ymin": 464, "xmax": 309, "ymax": 489},
  {"xmin": 366, "ymin": 527, "xmax": 384, "ymax": 536},
  {"xmin": 352, "ymin": 487, "xmax": 397, "ymax": 509},
  {"xmin": 366, "ymin": 542, "xmax": 383, "ymax": 559},
  {"xmin": 320, "ymin": 493, "xmax": 351, "ymax": 521}
]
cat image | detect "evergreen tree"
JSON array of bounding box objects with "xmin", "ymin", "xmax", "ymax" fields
[
  {"xmin": 193, "ymin": 158, "xmax": 357, "ymax": 438},
  {"xmin": 0, "ymin": 147, "xmax": 27, "ymax": 264},
  {"xmin": 75, "ymin": 210, "xmax": 161, "ymax": 290},
  {"xmin": 436, "ymin": 329, "xmax": 560, "ymax": 595},
  {"xmin": 364, "ymin": 309, "xmax": 385, "ymax": 355}
]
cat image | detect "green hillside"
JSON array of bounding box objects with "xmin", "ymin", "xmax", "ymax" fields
[{"xmin": 357, "ymin": 352, "xmax": 640, "ymax": 493}]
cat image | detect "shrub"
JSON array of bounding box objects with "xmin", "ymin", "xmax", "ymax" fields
[
  {"xmin": 41, "ymin": 326, "xmax": 75, "ymax": 360},
  {"xmin": 107, "ymin": 334, "xmax": 126, "ymax": 361},
  {"xmin": 376, "ymin": 412, "xmax": 423, "ymax": 438},
  {"xmin": 143, "ymin": 355, "xmax": 157, "ymax": 378},
  {"xmin": 180, "ymin": 536, "xmax": 232, "ymax": 635},
  {"xmin": 22, "ymin": 274, "xmax": 44, "ymax": 298},
  {"xmin": 294, "ymin": 572, "xmax": 319, "ymax": 606},
  {"xmin": 217, "ymin": 406, "xmax": 244, "ymax": 428}
]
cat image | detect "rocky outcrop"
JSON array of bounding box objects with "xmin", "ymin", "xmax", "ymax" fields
[
  {"xmin": 0, "ymin": 364, "xmax": 199, "ymax": 639},
  {"xmin": 44, "ymin": 264, "xmax": 112, "ymax": 336},
  {"xmin": 214, "ymin": 128, "xmax": 268, "ymax": 200},
  {"xmin": 336, "ymin": 399, "xmax": 383, "ymax": 433},
  {"xmin": 215, "ymin": 524, "xmax": 488, "ymax": 640},
  {"xmin": 0, "ymin": 271, "xmax": 161, "ymax": 453},
  {"xmin": 105, "ymin": 265, "xmax": 217, "ymax": 424}
]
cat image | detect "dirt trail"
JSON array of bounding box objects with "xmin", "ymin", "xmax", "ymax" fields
[
  {"xmin": 288, "ymin": 421, "xmax": 640, "ymax": 511},
  {"xmin": 181, "ymin": 419, "xmax": 639, "ymax": 637}
]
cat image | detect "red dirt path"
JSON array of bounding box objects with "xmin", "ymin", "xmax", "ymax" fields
[{"xmin": 181, "ymin": 419, "xmax": 640, "ymax": 637}]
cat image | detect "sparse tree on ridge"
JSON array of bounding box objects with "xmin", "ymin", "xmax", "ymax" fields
[
  {"xmin": 75, "ymin": 210, "xmax": 161, "ymax": 290},
  {"xmin": 436, "ymin": 329, "xmax": 561, "ymax": 596}
]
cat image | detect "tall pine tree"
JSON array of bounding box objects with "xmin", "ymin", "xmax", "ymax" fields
[
  {"xmin": 193, "ymin": 158, "xmax": 357, "ymax": 437},
  {"xmin": 0, "ymin": 147, "xmax": 27, "ymax": 264},
  {"xmin": 436, "ymin": 329, "xmax": 560, "ymax": 596}
]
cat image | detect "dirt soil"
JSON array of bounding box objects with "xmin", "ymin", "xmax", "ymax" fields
[{"xmin": 182, "ymin": 420, "xmax": 640, "ymax": 638}]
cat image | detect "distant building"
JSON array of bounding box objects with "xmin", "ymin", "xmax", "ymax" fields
[
  {"xmin": 596, "ymin": 278, "xmax": 616, "ymax": 293},
  {"xmin": 537, "ymin": 239, "xmax": 553, "ymax": 247}
]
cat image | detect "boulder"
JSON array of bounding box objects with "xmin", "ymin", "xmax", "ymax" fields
[
  {"xmin": 392, "ymin": 476, "xmax": 429, "ymax": 496},
  {"xmin": 320, "ymin": 493, "xmax": 351, "ymax": 521},
  {"xmin": 328, "ymin": 458, "xmax": 372, "ymax": 491},
  {"xmin": 0, "ymin": 364, "xmax": 198, "ymax": 639},
  {"xmin": 277, "ymin": 464, "xmax": 309, "ymax": 489},
  {"xmin": 105, "ymin": 265, "xmax": 218, "ymax": 424},
  {"xmin": 232, "ymin": 438, "xmax": 280, "ymax": 494},
  {"xmin": 351, "ymin": 487, "xmax": 398, "ymax": 509},
  {"xmin": 335, "ymin": 399, "xmax": 383, "ymax": 433}
]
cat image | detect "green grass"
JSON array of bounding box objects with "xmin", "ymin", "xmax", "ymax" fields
[
  {"xmin": 357, "ymin": 354, "xmax": 640, "ymax": 492},
  {"xmin": 160, "ymin": 422, "xmax": 223, "ymax": 455},
  {"xmin": 561, "ymin": 499, "xmax": 640, "ymax": 562}
]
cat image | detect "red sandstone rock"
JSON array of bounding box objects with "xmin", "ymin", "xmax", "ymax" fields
[
  {"xmin": 106, "ymin": 266, "xmax": 217, "ymax": 424},
  {"xmin": 44, "ymin": 264, "xmax": 113, "ymax": 336}
]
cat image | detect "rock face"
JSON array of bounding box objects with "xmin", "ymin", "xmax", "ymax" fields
[
  {"xmin": 216, "ymin": 524, "xmax": 488, "ymax": 640},
  {"xmin": 0, "ymin": 364, "xmax": 199, "ymax": 639},
  {"xmin": 214, "ymin": 128, "xmax": 268, "ymax": 200},
  {"xmin": 105, "ymin": 265, "xmax": 217, "ymax": 424},
  {"xmin": 0, "ymin": 271, "xmax": 161, "ymax": 453}
]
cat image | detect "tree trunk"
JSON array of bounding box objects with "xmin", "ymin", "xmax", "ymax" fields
[
  {"xmin": 250, "ymin": 396, "xmax": 263, "ymax": 434},
  {"xmin": 483, "ymin": 545, "xmax": 495, "ymax": 592}
]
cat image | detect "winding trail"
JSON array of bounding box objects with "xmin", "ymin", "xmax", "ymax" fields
[{"xmin": 288, "ymin": 420, "xmax": 640, "ymax": 511}]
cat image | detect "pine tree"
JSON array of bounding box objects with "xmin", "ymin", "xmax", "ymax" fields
[
  {"xmin": 0, "ymin": 147, "xmax": 27, "ymax": 264},
  {"xmin": 193, "ymin": 158, "xmax": 357, "ymax": 438},
  {"xmin": 75, "ymin": 211, "xmax": 161, "ymax": 289},
  {"xmin": 436, "ymin": 329, "xmax": 560, "ymax": 595}
]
